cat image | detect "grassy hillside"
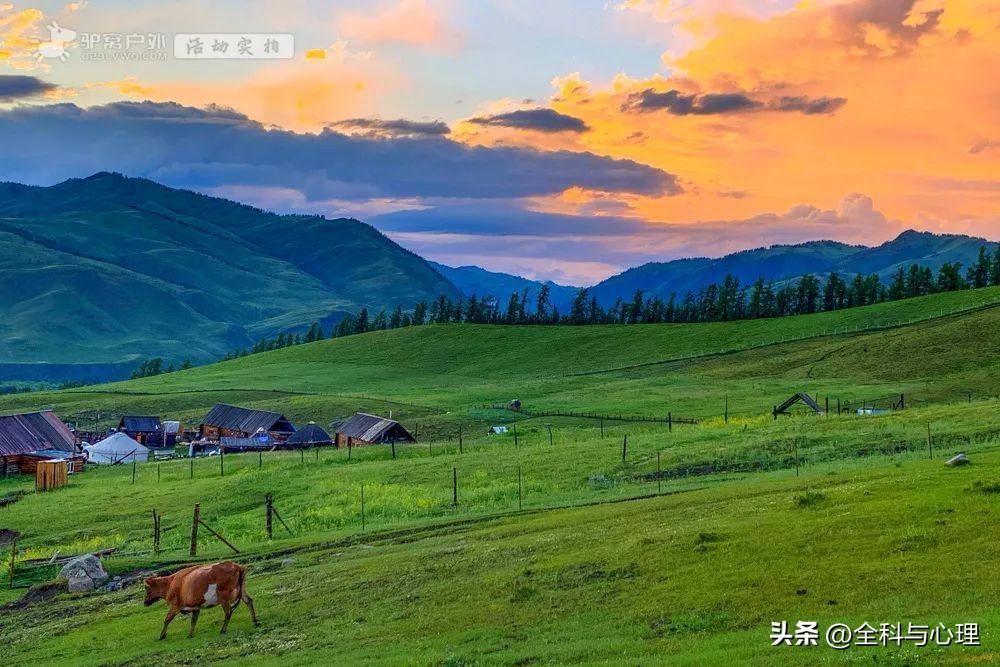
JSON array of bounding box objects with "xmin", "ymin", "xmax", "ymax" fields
[
  {"xmin": 1, "ymin": 401, "xmax": 997, "ymax": 664},
  {"xmin": 1, "ymin": 289, "xmax": 998, "ymax": 664},
  {"xmin": 1, "ymin": 286, "xmax": 987, "ymax": 429},
  {"xmin": 0, "ymin": 173, "xmax": 460, "ymax": 375}
]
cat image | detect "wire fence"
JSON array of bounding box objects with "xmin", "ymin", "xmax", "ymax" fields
[{"xmin": 6, "ymin": 416, "xmax": 998, "ymax": 591}]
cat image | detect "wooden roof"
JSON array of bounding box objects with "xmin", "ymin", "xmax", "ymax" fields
[
  {"xmin": 335, "ymin": 413, "xmax": 415, "ymax": 443},
  {"xmin": 201, "ymin": 403, "xmax": 295, "ymax": 434},
  {"xmin": 119, "ymin": 415, "xmax": 161, "ymax": 432},
  {"xmin": 0, "ymin": 411, "xmax": 77, "ymax": 457},
  {"xmin": 774, "ymin": 392, "xmax": 823, "ymax": 414}
]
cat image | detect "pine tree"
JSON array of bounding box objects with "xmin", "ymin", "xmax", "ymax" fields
[{"xmin": 570, "ymin": 288, "xmax": 589, "ymax": 325}]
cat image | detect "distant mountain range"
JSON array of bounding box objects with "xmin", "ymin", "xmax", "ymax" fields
[
  {"xmin": 0, "ymin": 172, "xmax": 994, "ymax": 383},
  {"xmin": 0, "ymin": 172, "xmax": 460, "ymax": 379},
  {"xmin": 588, "ymin": 231, "xmax": 995, "ymax": 304},
  {"xmin": 429, "ymin": 262, "xmax": 579, "ymax": 312}
]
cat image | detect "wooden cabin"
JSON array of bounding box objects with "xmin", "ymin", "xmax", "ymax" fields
[
  {"xmin": 0, "ymin": 410, "xmax": 80, "ymax": 476},
  {"xmin": 117, "ymin": 415, "xmax": 177, "ymax": 447},
  {"xmin": 334, "ymin": 413, "xmax": 415, "ymax": 448},
  {"xmin": 199, "ymin": 403, "xmax": 296, "ymax": 442}
]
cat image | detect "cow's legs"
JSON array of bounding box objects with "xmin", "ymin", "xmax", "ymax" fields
[
  {"xmin": 220, "ymin": 602, "xmax": 234, "ymax": 634},
  {"xmin": 187, "ymin": 609, "xmax": 200, "ymax": 638},
  {"xmin": 159, "ymin": 608, "xmax": 178, "ymax": 640},
  {"xmin": 241, "ymin": 585, "xmax": 259, "ymax": 625}
]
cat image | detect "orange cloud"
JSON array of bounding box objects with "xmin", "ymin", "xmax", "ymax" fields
[
  {"xmin": 337, "ymin": 0, "xmax": 461, "ymax": 52},
  {"xmin": 0, "ymin": 6, "xmax": 44, "ymax": 69},
  {"xmin": 510, "ymin": 0, "xmax": 1000, "ymax": 241},
  {"xmin": 130, "ymin": 47, "xmax": 399, "ymax": 133}
]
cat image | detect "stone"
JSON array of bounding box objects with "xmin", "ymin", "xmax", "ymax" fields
[
  {"xmin": 58, "ymin": 554, "xmax": 109, "ymax": 593},
  {"xmin": 280, "ymin": 557, "xmax": 295, "ymax": 568},
  {"xmin": 945, "ymin": 453, "xmax": 970, "ymax": 467}
]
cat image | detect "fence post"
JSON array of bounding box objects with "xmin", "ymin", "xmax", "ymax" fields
[
  {"xmin": 259, "ymin": 451, "xmax": 262, "ymax": 470},
  {"xmin": 621, "ymin": 435, "xmax": 628, "ymax": 464},
  {"xmin": 348, "ymin": 440, "xmax": 353, "ymax": 461},
  {"xmin": 927, "ymin": 423, "xmax": 933, "ymax": 459},
  {"xmin": 190, "ymin": 504, "xmax": 200, "ymax": 556},
  {"xmin": 132, "ymin": 456, "xmax": 136, "ymax": 484},
  {"xmin": 900, "ymin": 393, "xmax": 905, "ymax": 410},
  {"xmin": 548, "ymin": 426, "xmax": 553, "ymax": 447},
  {"xmin": 391, "ymin": 441, "xmax": 397, "ymax": 459},
  {"xmin": 837, "ymin": 397, "xmax": 841, "ymax": 415},
  {"xmin": 360, "ymin": 484, "xmax": 366, "ymax": 531},
  {"xmin": 315, "ymin": 446, "xmax": 319, "ymax": 462},
  {"xmin": 513, "ymin": 424, "xmax": 518, "ymax": 448},
  {"xmin": 668, "ymin": 412, "xmax": 672, "ymax": 433},
  {"xmin": 220, "ymin": 447, "xmax": 225, "ymax": 477},
  {"xmin": 724, "ymin": 395, "xmax": 728, "ymax": 424},
  {"xmin": 8, "ymin": 539, "xmax": 15, "ymax": 589},
  {"xmin": 300, "ymin": 449, "xmax": 304, "ymax": 464},
  {"xmin": 657, "ymin": 451, "xmax": 662, "ymax": 494},
  {"xmin": 459, "ymin": 427, "xmax": 463, "ymax": 454},
  {"xmin": 517, "ymin": 466, "xmax": 523, "ymax": 510},
  {"xmin": 190, "ymin": 457, "xmax": 194, "ymax": 479},
  {"xmin": 265, "ymin": 493, "xmax": 273, "ymax": 539},
  {"xmin": 157, "ymin": 463, "xmax": 160, "ymax": 483},
  {"xmin": 600, "ymin": 418, "xmax": 604, "ymax": 438},
  {"xmin": 825, "ymin": 397, "xmax": 829, "ymax": 416},
  {"xmin": 452, "ymin": 467, "xmax": 458, "ymax": 506}
]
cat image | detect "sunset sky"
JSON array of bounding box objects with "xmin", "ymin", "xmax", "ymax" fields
[{"xmin": 1, "ymin": 0, "xmax": 997, "ymax": 284}]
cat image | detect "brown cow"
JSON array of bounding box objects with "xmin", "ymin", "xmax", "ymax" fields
[{"xmin": 144, "ymin": 561, "xmax": 259, "ymax": 640}]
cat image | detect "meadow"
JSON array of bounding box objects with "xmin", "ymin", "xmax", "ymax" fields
[{"xmin": 0, "ymin": 287, "xmax": 998, "ymax": 664}]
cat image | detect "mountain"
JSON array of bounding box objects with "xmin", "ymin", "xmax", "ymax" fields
[
  {"xmin": 429, "ymin": 262, "xmax": 580, "ymax": 312},
  {"xmin": 591, "ymin": 231, "xmax": 996, "ymax": 305},
  {"xmin": 0, "ymin": 172, "xmax": 461, "ymax": 380}
]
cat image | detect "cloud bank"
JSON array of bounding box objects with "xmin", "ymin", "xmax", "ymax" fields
[{"xmin": 0, "ymin": 101, "xmax": 679, "ymax": 201}]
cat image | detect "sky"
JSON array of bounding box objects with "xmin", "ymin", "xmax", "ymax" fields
[{"xmin": 0, "ymin": 0, "xmax": 997, "ymax": 285}]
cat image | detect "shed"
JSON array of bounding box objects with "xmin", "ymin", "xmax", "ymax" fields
[
  {"xmin": 334, "ymin": 413, "xmax": 416, "ymax": 448},
  {"xmin": 0, "ymin": 410, "xmax": 79, "ymax": 476},
  {"xmin": 36, "ymin": 459, "xmax": 68, "ymax": 491},
  {"xmin": 19, "ymin": 449, "xmax": 85, "ymax": 475},
  {"xmin": 772, "ymin": 393, "xmax": 824, "ymax": 418},
  {"xmin": 199, "ymin": 404, "xmax": 296, "ymax": 442},
  {"xmin": 118, "ymin": 415, "xmax": 178, "ymax": 448},
  {"xmin": 85, "ymin": 432, "xmax": 149, "ymax": 464},
  {"xmin": 286, "ymin": 423, "xmax": 333, "ymax": 448}
]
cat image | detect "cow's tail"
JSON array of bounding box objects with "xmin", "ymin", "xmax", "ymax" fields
[{"xmin": 234, "ymin": 565, "xmax": 246, "ymax": 609}]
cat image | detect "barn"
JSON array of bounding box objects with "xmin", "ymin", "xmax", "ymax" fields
[
  {"xmin": 199, "ymin": 404, "xmax": 296, "ymax": 442},
  {"xmin": 117, "ymin": 415, "xmax": 177, "ymax": 447},
  {"xmin": 333, "ymin": 413, "xmax": 416, "ymax": 448},
  {"xmin": 0, "ymin": 410, "xmax": 81, "ymax": 476}
]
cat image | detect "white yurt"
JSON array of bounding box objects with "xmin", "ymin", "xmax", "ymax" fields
[{"xmin": 85, "ymin": 432, "xmax": 149, "ymax": 464}]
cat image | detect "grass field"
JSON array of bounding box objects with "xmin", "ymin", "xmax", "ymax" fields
[{"xmin": 0, "ymin": 288, "xmax": 998, "ymax": 664}]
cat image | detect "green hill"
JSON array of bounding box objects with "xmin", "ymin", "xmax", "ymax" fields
[
  {"xmin": 0, "ymin": 173, "xmax": 461, "ymax": 378},
  {"xmin": 2, "ymin": 287, "xmax": 996, "ymax": 431}
]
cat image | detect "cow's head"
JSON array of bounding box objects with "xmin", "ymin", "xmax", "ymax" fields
[{"xmin": 144, "ymin": 576, "xmax": 166, "ymax": 606}]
